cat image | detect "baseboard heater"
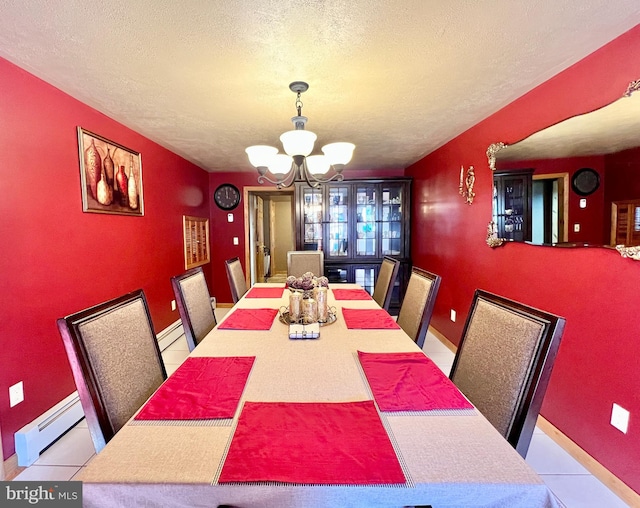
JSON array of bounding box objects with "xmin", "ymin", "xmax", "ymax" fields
[{"xmin": 15, "ymin": 391, "xmax": 84, "ymax": 467}]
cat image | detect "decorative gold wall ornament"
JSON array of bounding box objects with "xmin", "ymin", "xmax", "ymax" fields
[
  {"xmin": 486, "ymin": 221, "xmax": 505, "ymax": 248},
  {"xmin": 486, "ymin": 142, "xmax": 506, "ymax": 172},
  {"xmin": 459, "ymin": 165, "xmax": 476, "ymax": 204}
]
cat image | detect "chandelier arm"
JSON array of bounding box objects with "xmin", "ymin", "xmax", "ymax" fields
[{"xmin": 302, "ymin": 163, "xmax": 345, "ymax": 187}]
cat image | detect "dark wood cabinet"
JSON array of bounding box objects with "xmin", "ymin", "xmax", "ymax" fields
[
  {"xmin": 295, "ymin": 178, "xmax": 411, "ymax": 312},
  {"xmin": 493, "ymin": 169, "xmax": 533, "ymax": 242}
]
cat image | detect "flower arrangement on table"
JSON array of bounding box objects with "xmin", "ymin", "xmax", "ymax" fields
[{"xmin": 286, "ymin": 272, "xmax": 329, "ymax": 298}]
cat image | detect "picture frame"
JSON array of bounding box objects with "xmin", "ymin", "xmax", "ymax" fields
[{"xmin": 77, "ymin": 127, "xmax": 144, "ymax": 216}]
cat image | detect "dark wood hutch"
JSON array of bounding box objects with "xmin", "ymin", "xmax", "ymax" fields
[{"xmin": 294, "ymin": 178, "xmax": 411, "ymax": 312}]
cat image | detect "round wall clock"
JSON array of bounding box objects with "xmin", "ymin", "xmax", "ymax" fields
[
  {"xmin": 214, "ymin": 184, "xmax": 241, "ymax": 210},
  {"xmin": 571, "ymin": 168, "xmax": 600, "ymax": 196}
]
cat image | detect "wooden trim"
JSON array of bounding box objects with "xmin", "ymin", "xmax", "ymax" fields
[
  {"xmin": 2, "ymin": 454, "xmax": 23, "ymax": 481},
  {"xmin": 428, "ymin": 325, "xmax": 458, "ymax": 354},
  {"xmin": 536, "ymin": 416, "xmax": 640, "ymax": 507},
  {"xmin": 431, "ymin": 324, "xmax": 638, "ymax": 506}
]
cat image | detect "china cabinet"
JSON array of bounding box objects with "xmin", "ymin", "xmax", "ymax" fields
[
  {"xmin": 295, "ymin": 178, "xmax": 411, "ymax": 311},
  {"xmin": 493, "ymin": 169, "xmax": 533, "ymax": 242}
]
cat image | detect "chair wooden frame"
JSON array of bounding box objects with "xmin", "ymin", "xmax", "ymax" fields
[
  {"xmin": 372, "ymin": 256, "xmax": 401, "ymax": 311},
  {"xmin": 450, "ymin": 289, "xmax": 565, "ymax": 457},
  {"xmin": 225, "ymin": 257, "xmax": 248, "ymax": 303},
  {"xmin": 56, "ymin": 290, "xmax": 167, "ymax": 453},
  {"xmin": 171, "ymin": 266, "xmax": 216, "ymax": 352},
  {"xmin": 396, "ymin": 267, "xmax": 441, "ymax": 348}
]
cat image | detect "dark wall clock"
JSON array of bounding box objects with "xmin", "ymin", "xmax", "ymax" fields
[
  {"xmin": 213, "ymin": 184, "xmax": 241, "ymax": 210},
  {"xmin": 571, "ymin": 168, "xmax": 600, "ymax": 196}
]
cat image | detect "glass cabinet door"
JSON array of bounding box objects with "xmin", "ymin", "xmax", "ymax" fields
[
  {"xmin": 302, "ymin": 187, "xmax": 323, "ymax": 251},
  {"xmin": 354, "ymin": 265, "xmax": 377, "ymax": 295},
  {"xmin": 355, "ymin": 185, "xmax": 377, "ymax": 257},
  {"xmin": 326, "ymin": 186, "xmax": 350, "ymax": 258},
  {"xmin": 381, "ymin": 184, "xmax": 404, "ymax": 257}
]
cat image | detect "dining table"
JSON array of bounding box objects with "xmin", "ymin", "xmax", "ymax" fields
[{"xmin": 77, "ymin": 283, "xmax": 560, "ymax": 508}]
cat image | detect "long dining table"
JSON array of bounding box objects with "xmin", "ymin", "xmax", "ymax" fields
[{"xmin": 77, "ymin": 283, "xmax": 560, "ymax": 508}]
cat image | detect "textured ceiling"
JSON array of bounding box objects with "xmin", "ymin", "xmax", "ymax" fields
[{"xmin": 0, "ymin": 0, "xmax": 639, "ymax": 173}]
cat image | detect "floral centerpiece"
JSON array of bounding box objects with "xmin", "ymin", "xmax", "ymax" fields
[{"xmin": 287, "ymin": 272, "xmax": 329, "ymax": 298}]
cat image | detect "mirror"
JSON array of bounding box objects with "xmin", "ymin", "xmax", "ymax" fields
[{"xmin": 486, "ymin": 80, "xmax": 640, "ymax": 259}]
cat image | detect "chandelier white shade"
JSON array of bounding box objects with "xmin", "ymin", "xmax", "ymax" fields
[{"xmin": 246, "ymin": 82, "xmax": 355, "ymax": 188}]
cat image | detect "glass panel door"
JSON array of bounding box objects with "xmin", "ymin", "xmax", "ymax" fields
[
  {"xmin": 302, "ymin": 187, "xmax": 323, "ymax": 251},
  {"xmin": 354, "ymin": 265, "xmax": 377, "ymax": 295},
  {"xmin": 381, "ymin": 184, "xmax": 403, "ymax": 257},
  {"xmin": 355, "ymin": 185, "xmax": 377, "ymax": 257},
  {"xmin": 327, "ymin": 186, "xmax": 349, "ymax": 258}
]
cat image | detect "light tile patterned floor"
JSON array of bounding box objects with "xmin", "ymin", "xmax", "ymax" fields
[{"xmin": 13, "ymin": 326, "xmax": 631, "ymax": 507}]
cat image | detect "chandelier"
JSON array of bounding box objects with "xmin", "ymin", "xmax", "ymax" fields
[{"xmin": 245, "ymin": 81, "xmax": 355, "ymax": 188}]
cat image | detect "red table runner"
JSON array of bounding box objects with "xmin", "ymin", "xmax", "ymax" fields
[
  {"xmin": 135, "ymin": 357, "xmax": 254, "ymax": 420},
  {"xmin": 342, "ymin": 308, "xmax": 400, "ymax": 329},
  {"xmin": 332, "ymin": 288, "xmax": 372, "ymax": 300},
  {"xmin": 245, "ymin": 286, "xmax": 286, "ymax": 299},
  {"xmin": 357, "ymin": 351, "xmax": 473, "ymax": 411},
  {"xmin": 218, "ymin": 400, "xmax": 406, "ymax": 485},
  {"xmin": 217, "ymin": 308, "xmax": 278, "ymax": 330}
]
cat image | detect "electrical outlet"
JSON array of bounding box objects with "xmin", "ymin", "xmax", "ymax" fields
[
  {"xmin": 233, "ymin": 237, "xmax": 239, "ymax": 245},
  {"xmin": 574, "ymin": 223, "xmax": 580, "ymax": 233},
  {"xmin": 611, "ymin": 403, "xmax": 629, "ymax": 434},
  {"xmin": 171, "ymin": 300, "xmax": 176, "ymax": 311},
  {"xmin": 9, "ymin": 381, "xmax": 24, "ymax": 407},
  {"xmin": 450, "ymin": 309, "xmax": 456, "ymax": 322}
]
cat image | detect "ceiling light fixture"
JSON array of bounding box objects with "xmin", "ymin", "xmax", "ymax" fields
[{"xmin": 245, "ymin": 81, "xmax": 355, "ymax": 189}]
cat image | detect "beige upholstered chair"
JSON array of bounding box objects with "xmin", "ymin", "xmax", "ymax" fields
[
  {"xmin": 287, "ymin": 250, "xmax": 324, "ymax": 277},
  {"xmin": 372, "ymin": 256, "xmax": 401, "ymax": 311},
  {"xmin": 171, "ymin": 267, "xmax": 216, "ymax": 351},
  {"xmin": 57, "ymin": 290, "xmax": 167, "ymax": 453},
  {"xmin": 450, "ymin": 290, "xmax": 565, "ymax": 457},
  {"xmin": 225, "ymin": 257, "xmax": 248, "ymax": 303},
  {"xmin": 396, "ymin": 267, "xmax": 441, "ymax": 348}
]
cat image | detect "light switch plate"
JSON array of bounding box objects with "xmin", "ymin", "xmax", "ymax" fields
[
  {"xmin": 9, "ymin": 381, "xmax": 24, "ymax": 407},
  {"xmin": 611, "ymin": 403, "xmax": 629, "ymax": 433},
  {"xmin": 450, "ymin": 309, "xmax": 456, "ymax": 322},
  {"xmin": 574, "ymin": 223, "xmax": 580, "ymax": 233},
  {"xmin": 171, "ymin": 300, "xmax": 176, "ymax": 311},
  {"xmin": 233, "ymin": 237, "xmax": 239, "ymax": 245}
]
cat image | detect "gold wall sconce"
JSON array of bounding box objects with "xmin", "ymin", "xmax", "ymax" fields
[{"xmin": 459, "ymin": 165, "xmax": 476, "ymax": 204}]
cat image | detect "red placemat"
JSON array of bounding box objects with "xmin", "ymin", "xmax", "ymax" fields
[
  {"xmin": 358, "ymin": 351, "xmax": 473, "ymax": 411},
  {"xmin": 342, "ymin": 308, "xmax": 400, "ymax": 329},
  {"xmin": 218, "ymin": 401, "xmax": 405, "ymax": 485},
  {"xmin": 218, "ymin": 308, "xmax": 278, "ymax": 330},
  {"xmin": 245, "ymin": 286, "xmax": 286, "ymax": 299},
  {"xmin": 135, "ymin": 357, "xmax": 254, "ymax": 420},
  {"xmin": 332, "ymin": 288, "xmax": 372, "ymax": 300}
]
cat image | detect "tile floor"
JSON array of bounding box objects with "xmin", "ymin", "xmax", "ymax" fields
[{"xmin": 13, "ymin": 324, "xmax": 631, "ymax": 507}]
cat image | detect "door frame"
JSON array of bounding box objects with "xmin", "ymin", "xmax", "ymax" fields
[
  {"xmin": 243, "ymin": 187, "xmax": 295, "ymax": 286},
  {"xmin": 532, "ymin": 172, "xmax": 569, "ymax": 243}
]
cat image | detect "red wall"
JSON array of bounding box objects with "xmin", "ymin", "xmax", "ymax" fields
[
  {"xmin": 407, "ymin": 25, "xmax": 640, "ymax": 493},
  {"xmin": 0, "ymin": 57, "xmax": 210, "ymax": 458}
]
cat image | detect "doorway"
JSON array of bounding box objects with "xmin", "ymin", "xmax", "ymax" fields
[
  {"xmin": 244, "ymin": 187, "xmax": 295, "ymax": 285},
  {"xmin": 532, "ymin": 173, "xmax": 569, "ymax": 244}
]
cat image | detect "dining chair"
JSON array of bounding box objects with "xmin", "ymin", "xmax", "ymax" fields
[
  {"xmin": 396, "ymin": 267, "xmax": 441, "ymax": 348},
  {"xmin": 371, "ymin": 256, "xmax": 401, "ymax": 311},
  {"xmin": 287, "ymin": 250, "xmax": 324, "ymax": 277},
  {"xmin": 171, "ymin": 267, "xmax": 216, "ymax": 352},
  {"xmin": 225, "ymin": 257, "xmax": 248, "ymax": 303},
  {"xmin": 450, "ymin": 289, "xmax": 565, "ymax": 457},
  {"xmin": 56, "ymin": 289, "xmax": 167, "ymax": 453}
]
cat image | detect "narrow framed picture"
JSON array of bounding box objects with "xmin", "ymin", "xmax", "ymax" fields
[{"xmin": 77, "ymin": 127, "xmax": 144, "ymax": 216}]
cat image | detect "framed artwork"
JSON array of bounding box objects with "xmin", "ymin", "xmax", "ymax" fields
[
  {"xmin": 77, "ymin": 127, "xmax": 144, "ymax": 216},
  {"xmin": 183, "ymin": 216, "xmax": 210, "ymax": 269}
]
